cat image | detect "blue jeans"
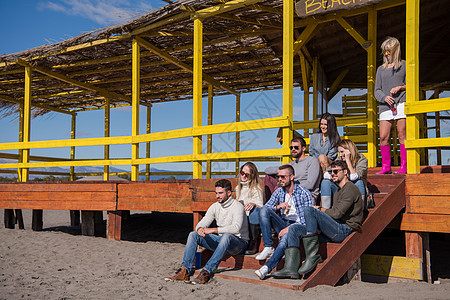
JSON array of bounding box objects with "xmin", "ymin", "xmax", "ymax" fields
[
  {"xmin": 181, "ymin": 231, "xmax": 247, "ymax": 274},
  {"xmin": 304, "ymin": 206, "xmax": 353, "ymax": 242},
  {"xmin": 259, "ymin": 206, "xmax": 293, "ymax": 248},
  {"xmin": 286, "ymin": 223, "xmax": 307, "ymax": 248},
  {"xmin": 248, "ymin": 207, "xmax": 260, "ymax": 225},
  {"xmin": 321, "ymin": 179, "xmax": 365, "ymax": 201}
]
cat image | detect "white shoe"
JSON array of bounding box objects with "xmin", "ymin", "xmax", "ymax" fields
[
  {"xmin": 255, "ymin": 247, "xmax": 274, "ymax": 260},
  {"xmin": 255, "ymin": 265, "xmax": 269, "ymax": 280}
]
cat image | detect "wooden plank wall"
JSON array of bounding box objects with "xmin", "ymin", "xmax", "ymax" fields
[{"xmin": 401, "ymin": 173, "xmax": 450, "ymax": 233}]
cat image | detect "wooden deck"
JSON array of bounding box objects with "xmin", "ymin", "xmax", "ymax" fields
[{"xmin": 0, "ymin": 166, "xmax": 448, "ymax": 290}]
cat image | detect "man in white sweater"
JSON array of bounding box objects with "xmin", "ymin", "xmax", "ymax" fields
[{"xmin": 165, "ymin": 179, "xmax": 249, "ymax": 284}]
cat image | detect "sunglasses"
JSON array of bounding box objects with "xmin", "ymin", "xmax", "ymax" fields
[
  {"xmin": 240, "ymin": 171, "xmax": 250, "ymax": 177},
  {"xmin": 276, "ymin": 174, "xmax": 290, "ymax": 179},
  {"xmin": 384, "ymin": 50, "xmax": 391, "ymax": 56},
  {"xmin": 328, "ymin": 168, "xmax": 343, "ymax": 175},
  {"xmin": 289, "ymin": 146, "xmax": 300, "ymax": 150}
]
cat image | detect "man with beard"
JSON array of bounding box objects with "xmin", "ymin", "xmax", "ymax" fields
[
  {"xmin": 254, "ymin": 164, "xmax": 314, "ymax": 263},
  {"xmin": 164, "ymin": 179, "xmax": 248, "ymax": 284}
]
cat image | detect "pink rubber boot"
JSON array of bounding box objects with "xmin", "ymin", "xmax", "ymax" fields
[
  {"xmin": 394, "ymin": 144, "xmax": 407, "ymax": 174},
  {"xmin": 376, "ymin": 145, "xmax": 392, "ymax": 174}
]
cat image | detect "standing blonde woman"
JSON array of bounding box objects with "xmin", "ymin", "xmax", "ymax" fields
[
  {"xmin": 375, "ymin": 37, "xmax": 407, "ymax": 174},
  {"xmin": 321, "ymin": 139, "xmax": 367, "ymax": 209},
  {"xmin": 235, "ymin": 162, "xmax": 264, "ymax": 255}
]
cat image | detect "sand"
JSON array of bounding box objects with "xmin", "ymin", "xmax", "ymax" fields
[{"xmin": 0, "ymin": 209, "xmax": 449, "ymax": 300}]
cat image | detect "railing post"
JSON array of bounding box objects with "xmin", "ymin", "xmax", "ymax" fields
[
  {"xmin": 405, "ymin": 0, "xmax": 421, "ymax": 174},
  {"xmin": 282, "ymin": 0, "xmax": 294, "ymax": 164},
  {"xmin": 192, "ymin": 17, "xmax": 203, "ymax": 179},
  {"xmin": 70, "ymin": 115, "xmax": 76, "ymax": 181},
  {"xmin": 366, "ymin": 9, "xmax": 377, "ymax": 168},
  {"xmin": 235, "ymin": 94, "xmax": 240, "ymax": 174},
  {"xmin": 146, "ymin": 105, "xmax": 152, "ymax": 181},
  {"xmin": 131, "ymin": 37, "xmax": 140, "ymax": 181},
  {"xmin": 104, "ymin": 98, "xmax": 110, "ymax": 181},
  {"xmin": 206, "ymin": 84, "xmax": 213, "ymax": 178}
]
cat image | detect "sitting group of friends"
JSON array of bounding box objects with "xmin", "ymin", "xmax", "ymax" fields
[
  {"xmin": 165, "ymin": 113, "xmax": 366, "ymax": 284},
  {"xmin": 165, "ymin": 36, "xmax": 407, "ymax": 284}
]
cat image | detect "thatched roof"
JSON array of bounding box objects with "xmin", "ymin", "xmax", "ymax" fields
[{"xmin": 0, "ymin": 0, "xmax": 448, "ymax": 117}]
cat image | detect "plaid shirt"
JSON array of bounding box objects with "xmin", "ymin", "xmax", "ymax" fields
[{"xmin": 264, "ymin": 184, "xmax": 314, "ymax": 225}]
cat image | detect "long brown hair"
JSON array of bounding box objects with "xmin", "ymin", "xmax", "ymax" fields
[
  {"xmin": 338, "ymin": 139, "xmax": 361, "ymax": 168},
  {"xmin": 236, "ymin": 162, "xmax": 262, "ymax": 199}
]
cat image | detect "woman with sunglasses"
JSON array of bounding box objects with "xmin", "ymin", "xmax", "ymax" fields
[
  {"xmin": 321, "ymin": 139, "xmax": 367, "ymax": 209},
  {"xmin": 375, "ymin": 36, "xmax": 407, "ymax": 174},
  {"xmin": 235, "ymin": 162, "xmax": 264, "ymax": 255},
  {"xmin": 309, "ymin": 113, "xmax": 340, "ymax": 174}
]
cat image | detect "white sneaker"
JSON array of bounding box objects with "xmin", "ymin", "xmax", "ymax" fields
[
  {"xmin": 255, "ymin": 265, "xmax": 269, "ymax": 280},
  {"xmin": 255, "ymin": 247, "xmax": 274, "ymax": 260}
]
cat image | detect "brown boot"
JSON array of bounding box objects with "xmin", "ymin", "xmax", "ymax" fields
[
  {"xmin": 192, "ymin": 269, "xmax": 211, "ymax": 284},
  {"xmin": 164, "ymin": 266, "xmax": 190, "ymax": 282}
]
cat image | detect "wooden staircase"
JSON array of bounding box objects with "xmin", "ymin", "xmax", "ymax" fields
[{"xmin": 203, "ymin": 175, "xmax": 406, "ymax": 291}]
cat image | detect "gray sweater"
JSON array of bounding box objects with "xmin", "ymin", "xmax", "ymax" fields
[
  {"xmin": 375, "ymin": 60, "xmax": 406, "ymax": 114},
  {"xmin": 264, "ymin": 155, "xmax": 321, "ymax": 199}
]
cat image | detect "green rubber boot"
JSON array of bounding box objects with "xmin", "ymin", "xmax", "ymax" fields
[
  {"xmin": 298, "ymin": 234, "xmax": 322, "ymax": 275},
  {"xmin": 271, "ymin": 247, "xmax": 301, "ymax": 279}
]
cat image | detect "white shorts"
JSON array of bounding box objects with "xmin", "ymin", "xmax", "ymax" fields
[{"xmin": 379, "ymin": 102, "xmax": 406, "ymax": 121}]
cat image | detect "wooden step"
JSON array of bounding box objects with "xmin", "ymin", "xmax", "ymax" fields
[{"xmin": 299, "ymin": 176, "xmax": 406, "ymax": 291}]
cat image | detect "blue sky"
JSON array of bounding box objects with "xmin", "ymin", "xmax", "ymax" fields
[{"xmin": 0, "ymin": 0, "xmax": 447, "ymax": 174}]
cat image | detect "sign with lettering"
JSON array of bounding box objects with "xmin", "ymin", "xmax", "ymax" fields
[{"xmin": 295, "ymin": 0, "xmax": 387, "ymax": 18}]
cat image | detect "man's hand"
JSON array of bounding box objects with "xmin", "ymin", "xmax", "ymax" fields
[
  {"xmin": 197, "ymin": 227, "xmax": 206, "ymax": 237},
  {"xmin": 244, "ymin": 202, "xmax": 256, "ymax": 211},
  {"xmin": 278, "ymin": 226, "xmax": 289, "ymax": 239},
  {"xmin": 197, "ymin": 227, "xmax": 217, "ymax": 237},
  {"xmin": 277, "ymin": 202, "xmax": 290, "ymax": 210}
]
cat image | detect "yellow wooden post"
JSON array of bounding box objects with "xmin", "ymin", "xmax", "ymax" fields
[
  {"xmin": 104, "ymin": 98, "xmax": 110, "ymax": 181},
  {"xmin": 21, "ymin": 65, "xmax": 32, "ymax": 182},
  {"xmin": 70, "ymin": 115, "xmax": 76, "ymax": 181},
  {"xmin": 206, "ymin": 84, "xmax": 213, "ymax": 179},
  {"xmin": 235, "ymin": 94, "xmax": 240, "ymax": 174},
  {"xmin": 131, "ymin": 38, "xmax": 140, "ymax": 181},
  {"xmin": 146, "ymin": 105, "xmax": 152, "ymax": 181},
  {"xmin": 282, "ymin": 0, "xmax": 294, "ymax": 164},
  {"xmin": 300, "ymin": 53, "xmax": 309, "ymax": 138},
  {"xmin": 313, "ymin": 57, "xmax": 318, "ymax": 121},
  {"xmin": 192, "ymin": 17, "xmax": 203, "ymax": 179},
  {"xmin": 405, "ymin": 0, "xmax": 420, "ymax": 174},
  {"xmin": 366, "ymin": 9, "xmax": 377, "ymax": 168},
  {"xmin": 18, "ymin": 101, "xmax": 24, "ymax": 181}
]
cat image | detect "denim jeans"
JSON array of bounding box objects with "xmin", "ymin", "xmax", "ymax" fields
[
  {"xmin": 259, "ymin": 206, "xmax": 293, "ymax": 248},
  {"xmin": 264, "ymin": 234, "xmax": 288, "ymax": 272},
  {"xmin": 304, "ymin": 206, "xmax": 353, "ymax": 242},
  {"xmin": 181, "ymin": 231, "xmax": 247, "ymax": 274},
  {"xmin": 248, "ymin": 207, "xmax": 260, "ymax": 225},
  {"xmin": 321, "ymin": 179, "xmax": 365, "ymax": 200},
  {"xmin": 286, "ymin": 223, "xmax": 307, "ymax": 248}
]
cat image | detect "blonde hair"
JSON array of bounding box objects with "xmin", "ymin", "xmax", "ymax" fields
[
  {"xmin": 381, "ymin": 37, "xmax": 402, "ymax": 70},
  {"xmin": 338, "ymin": 139, "xmax": 361, "ymax": 168},
  {"xmin": 236, "ymin": 162, "xmax": 262, "ymax": 199}
]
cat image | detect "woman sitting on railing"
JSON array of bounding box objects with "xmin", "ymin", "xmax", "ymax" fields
[
  {"xmin": 321, "ymin": 139, "xmax": 367, "ymax": 209},
  {"xmin": 375, "ymin": 36, "xmax": 407, "ymax": 174},
  {"xmin": 309, "ymin": 112, "xmax": 341, "ymax": 174},
  {"xmin": 235, "ymin": 162, "xmax": 264, "ymax": 255}
]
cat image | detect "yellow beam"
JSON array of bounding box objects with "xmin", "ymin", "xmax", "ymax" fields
[
  {"xmin": 327, "ymin": 69, "xmax": 349, "ymax": 100},
  {"xmin": 0, "ymin": 116, "xmax": 290, "ymax": 151},
  {"xmin": 336, "ymin": 17, "xmax": 370, "ymax": 49},
  {"xmin": 145, "ymin": 105, "xmax": 152, "ymax": 181},
  {"xmin": 361, "ymin": 254, "xmax": 422, "ymax": 280},
  {"xmin": 192, "ymin": 0, "xmax": 263, "ymax": 19},
  {"xmin": 405, "ymin": 98, "xmax": 450, "ymax": 115},
  {"xmin": 293, "ymin": 23, "xmax": 319, "ymax": 55},
  {"xmin": 282, "ymin": 0, "xmax": 294, "ymax": 164},
  {"xmin": 131, "ymin": 38, "xmax": 140, "ymax": 181},
  {"xmin": 192, "ymin": 18, "xmax": 203, "ymax": 179},
  {"xmin": 313, "ymin": 57, "xmax": 318, "ymax": 119},
  {"xmin": 21, "ymin": 66, "xmax": 32, "ymax": 182},
  {"xmin": 70, "ymin": 115, "xmax": 76, "ymax": 181},
  {"xmin": 135, "ymin": 36, "xmax": 238, "ymax": 95},
  {"xmin": 104, "ymin": 98, "xmax": 110, "ymax": 181},
  {"xmin": 235, "ymin": 94, "xmax": 240, "ymax": 174},
  {"xmin": 405, "ymin": 137, "xmax": 450, "ymax": 149},
  {"xmin": 206, "ymin": 84, "xmax": 214, "ymax": 179},
  {"xmin": 0, "ymin": 94, "xmax": 76, "ymax": 116},
  {"xmin": 366, "ymin": 9, "xmax": 377, "ymax": 168},
  {"xmin": 15, "ymin": 59, "xmax": 132, "ymax": 103},
  {"xmin": 405, "ymin": 0, "xmax": 420, "ymax": 174},
  {"xmin": 300, "ymin": 53, "xmax": 310, "ymax": 137}
]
